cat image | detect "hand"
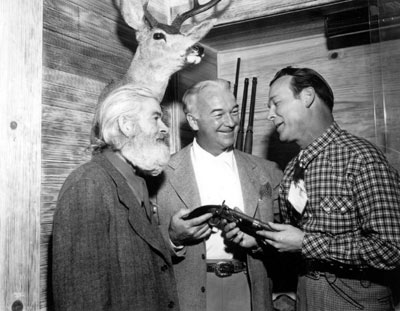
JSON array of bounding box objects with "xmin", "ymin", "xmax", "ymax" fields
[
  {"xmin": 223, "ymin": 221, "xmax": 258, "ymax": 248},
  {"xmin": 256, "ymin": 222, "xmax": 305, "ymax": 252},
  {"xmin": 169, "ymin": 209, "xmax": 213, "ymax": 246}
]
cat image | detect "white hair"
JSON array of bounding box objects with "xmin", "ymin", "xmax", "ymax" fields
[
  {"xmin": 182, "ymin": 79, "xmax": 231, "ymax": 115},
  {"xmin": 95, "ymin": 85, "xmax": 157, "ymax": 150}
]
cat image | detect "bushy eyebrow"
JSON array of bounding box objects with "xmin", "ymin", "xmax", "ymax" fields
[
  {"xmin": 151, "ymin": 110, "xmax": 162, "ymax": 118},
  {"xmin": 210, "ymin": 108, "xmax": 223, "ymax": 114}
]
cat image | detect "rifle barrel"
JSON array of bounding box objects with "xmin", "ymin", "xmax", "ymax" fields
[
  {"xmin": 244, "ymin": 77, "xmax": 257, "ymax": 154},
  {"xmin": 233, "ymin": 58, "xmax": 241, "ymax": 99},
  {"xmin": 235, "ymin": 78, "xmax": 249, "ymax": 151}
]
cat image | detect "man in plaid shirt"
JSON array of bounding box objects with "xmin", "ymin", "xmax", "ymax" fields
[{"xmin": 225, "ymin": 67, "xmax": 400, "ymax": 310}]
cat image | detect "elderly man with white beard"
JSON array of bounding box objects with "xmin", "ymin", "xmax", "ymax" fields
[{"xmin": 52, "ymin": 85, "xmax": 180, "ymax": 311}]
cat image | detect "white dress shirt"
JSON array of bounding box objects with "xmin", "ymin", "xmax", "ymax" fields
[{"xmin": 191, "ymin": 139, "xmax": 244, "ymax": 260}]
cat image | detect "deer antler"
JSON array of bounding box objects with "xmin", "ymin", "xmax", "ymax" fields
[
  {"xmin": 143, "ymin": 5, "xmax": 181, "ymax": 34},
  {"xmin": 92, "ymin": 0, "xmax": 223, "ymax": 143},
  {"xmin": 171, "ymin": 0, "xmax": 222, "ymax": 32}
]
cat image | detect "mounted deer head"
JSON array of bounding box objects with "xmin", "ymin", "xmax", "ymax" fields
[
  {"xmin": 99, "ymin": 0, "xmax": 222, "ymax": 102},
  {"xmin": 92, "ymin": 0, "xmax": 222, "ymax": 142}
]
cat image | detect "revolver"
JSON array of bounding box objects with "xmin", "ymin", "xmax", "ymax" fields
[{"xmin": 182, "ymin": 201, "xmax": 272, "ymax": 236}]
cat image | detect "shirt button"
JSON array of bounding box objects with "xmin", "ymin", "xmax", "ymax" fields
[
  {"xmin": 340, "ymin": 207, "xmax": 346, "ymax": 212},
  {"xmin": 201, "ymin": 254, "xmax": 206, "ymax": 260},
  {"xmin": 201, "ymin": 286, "xmax": 206, "ymax": 292},
  {"xmin": 161, "ymin": 265, "xmax": 168, "ymax": 272},
  {"xmin": 168, "ymin": 301, "xmax": 175, "ymax": 308}
]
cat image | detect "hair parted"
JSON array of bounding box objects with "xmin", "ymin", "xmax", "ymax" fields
[
  {"xmin": 182, "ymin": 79, "xmax": 231, "ymax": 114},
  {"xmin": 270, "ymin": 66, "xmax": 334, "ymax": 111}
]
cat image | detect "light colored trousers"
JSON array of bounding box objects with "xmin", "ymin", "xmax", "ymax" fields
[{"xmin": 206, "ymin": 271, "xmax": 251, "ymax": 311}]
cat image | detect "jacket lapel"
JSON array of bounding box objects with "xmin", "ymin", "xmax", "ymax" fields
[
  {"xmin": 234, "ymin": 151, "xmax": 261, "ymax": 217},
  {"xmin": 94, "ymin": 153, "xmax": 171, "ymax": 264},
  {"xmin": 168, "ymin": 145, "xmax": 201, "ymax": 210}
]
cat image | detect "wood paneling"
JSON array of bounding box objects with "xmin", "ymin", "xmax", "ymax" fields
[
  {"xmin": 217, "ymin": 32, "xmax": 400, "ymax": 170},
  {"xmin": 0, "ymin": 0, "xmax": 42, "ymax": 310},
  {"xmin": 171, "ymin": 0, "xmax": 359, "ymax": 26}
]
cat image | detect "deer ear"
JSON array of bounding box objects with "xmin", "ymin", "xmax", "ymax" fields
[
  {"xmin": 119, "ymin": 0, "xmax": 148, "ymax": 31},
  {"xmin": 182, "ymin": 19, "xmax": 216, "ymax": 42}
]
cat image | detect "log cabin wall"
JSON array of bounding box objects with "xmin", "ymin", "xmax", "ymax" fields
[{"xmin": 1, "ymin": 1, "xmax": 42, "ymax": 310}]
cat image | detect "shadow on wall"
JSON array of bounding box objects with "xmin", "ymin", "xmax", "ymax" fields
[
  {"xmin": 265, "ymin": 131, "xmax": 300, "ymax": 171},
  {"xmin": 47, "ymin": 236, "xmax": 54, "ymax": 310}
]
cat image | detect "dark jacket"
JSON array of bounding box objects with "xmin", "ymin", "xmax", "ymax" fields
[{"xmin": 52, "ymin": 151, "xmax": 179, "ymax": 311}]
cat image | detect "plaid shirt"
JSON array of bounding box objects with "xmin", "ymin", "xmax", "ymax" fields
[{"xmin": 280, "ymin": 121, "xmax": 400, "ymax": 270}]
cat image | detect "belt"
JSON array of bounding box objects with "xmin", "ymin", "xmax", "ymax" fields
[
  {"xmin": 302, "ymin": 260, "xmax": 387, "ymax": 284},
  {"xmin": 206, "ymin": 260, "xmax": 247, "ymax": 278}
]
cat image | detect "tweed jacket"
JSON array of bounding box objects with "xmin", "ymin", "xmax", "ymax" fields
[
  {"xmin": 156, "ymin": 144, "xmax": 282, "ymax": 311},
  {"xmin": 52, "ymin": 151, "xmax": 179, "ymax": 311}
]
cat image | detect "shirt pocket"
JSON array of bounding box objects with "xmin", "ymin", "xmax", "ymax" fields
[
  {"xmin": 319, "ymin": 196, "xmax": 356, "ymax": 233},
  {"xmin": 320, "ymin": 196, "xmax": 353, "ymax": 214}
]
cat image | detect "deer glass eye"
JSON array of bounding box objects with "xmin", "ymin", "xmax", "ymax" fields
[{"xmin": 153, "ymin": 33, "xmax": 166, "ymax": 41}]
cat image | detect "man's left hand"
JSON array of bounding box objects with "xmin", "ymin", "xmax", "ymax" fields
[
  {"xmin": 223, "ymin": 222, "xmax": 258, "ymax": 248},
  {"xmin": 256, "ymin": 222, "xmax": 304, "ymax": 252}
]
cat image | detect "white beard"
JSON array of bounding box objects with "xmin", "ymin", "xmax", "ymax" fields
[{"xmin": 120, "ymin": 129, "xmax": 170, "ymax": 176}]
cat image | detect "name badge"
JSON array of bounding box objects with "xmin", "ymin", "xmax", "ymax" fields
[{"xmin": 288, "ymin": 180, "xmax": 308, "ymax": 214}]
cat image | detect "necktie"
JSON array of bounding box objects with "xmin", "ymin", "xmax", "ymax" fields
[
  {"xmin": 293, "ymin": 159, "xmax": 305, "ymax": 184},
  {"xmin": 140, "ymin": 179, "xmax": 153, "ymax": 222}
]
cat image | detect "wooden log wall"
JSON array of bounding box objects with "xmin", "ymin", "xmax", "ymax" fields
[
  {"xmin": 1, "ymin": 0, "xmax": 42, "ymax": 310},
  {"xmin": 171, "ymin": 0, "xmax": 350, "ymax": 26}
]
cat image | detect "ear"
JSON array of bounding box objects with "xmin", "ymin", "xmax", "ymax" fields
[
  {"xmin": 182, "ymin": 19, "xmax": 216, "ymax": 42},
  {"xmin": 186, "ymin": 113, "xmax": 199, "ymax": 131},
  {"xmin": 118, "ymin": 0, "xmax": 149, "ymax": 31},
  {"xmin": 300, "ymin": 87, "xmax": 315, "ymax": 108},
  {"xmin": 117, "ymin": 115, "xmax": 135, "ymax": 138}
]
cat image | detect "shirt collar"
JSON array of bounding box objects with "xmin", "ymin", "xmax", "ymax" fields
[
  {"xmin": 103, "ymin": 148, "xmax": 144, "ymax": 187},
  {"xmin": 299, "ymin": 121, "xmax": 342, "ymax": 168},
  {"xmin": 191, "ymin": 138, "xmax": 235, "ymax": 169}
]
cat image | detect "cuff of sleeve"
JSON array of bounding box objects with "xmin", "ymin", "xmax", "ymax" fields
[
  {"xmin": 302, "ymin": 233, "xmax": 329, "ymax": 259},
  {"xmin": 170, "ymin": 239, "xmax": 186, "ymax": 256},
  {"xmin": 250, "ymin": 246, "xmax": 263, "ymax": 254}
]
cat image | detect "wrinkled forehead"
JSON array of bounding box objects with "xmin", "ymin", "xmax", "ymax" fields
[
  {"xmin": 138, "ymin": 97, "xmax": 162, "ymax": 115},
  {"xmin": 198, "ymin": 87, "xmax": 236, "ymax": 111}
]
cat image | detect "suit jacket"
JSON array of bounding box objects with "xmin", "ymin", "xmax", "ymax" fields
[
  {"xmin": 156, "ymin": 145, "xmax": 282, "ymax": 311},
  {"xmin": 52, "ymin": 151, "xmax": 179, "ymax": 311}
]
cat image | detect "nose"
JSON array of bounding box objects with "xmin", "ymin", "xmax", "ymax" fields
[
  {"xmin": 159, "ymin": 120, "xmax": 169, "ymax": 135},
  {"xmin": 267, "ymin": 105, "xmax": 276, "ymax": 121},
  {"xmin": 192, "ymin": 45, "xmax": 204, "ymax": 57},
  {"xmin": 224, "ymin": 113, "xmax": 238, "ymax": 128}
]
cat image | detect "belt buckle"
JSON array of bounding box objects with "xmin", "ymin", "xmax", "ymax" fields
[{"xmin": 215, "ymin": 261, "xmax": 233, "ymax": 277}]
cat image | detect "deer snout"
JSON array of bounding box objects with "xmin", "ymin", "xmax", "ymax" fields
[
  {"xmin": 191, "ymin": 45, "xmax": 204, "ymax": 57},
  {"xmin": 185, "ymin": 44, "xmax": 205, "ymax": 65}
]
